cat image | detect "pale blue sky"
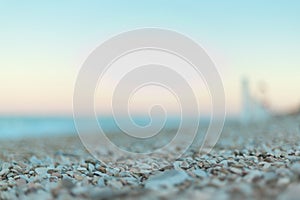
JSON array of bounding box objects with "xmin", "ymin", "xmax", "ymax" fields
[{"xmin": 0, "ymin": 1, "xmax": 299, "ymax": 115}]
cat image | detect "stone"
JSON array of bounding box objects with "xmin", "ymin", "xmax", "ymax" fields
[
  {"xmin": 71, "ymin": 186, "xmax": 89, "ymax": 196},
  {"xmin": 277, "ymin": 177, "xmax": 290, "ymax": 186},
  {"xmin": 193, "ymin": 169, "xmax": 208, "ymax": 178},
  {"xmin": 244, "ymin": 170, "xmax": 262, "ymax": 182},
  {"xmin": 77, "ymin": 167, "xmax": 87, "ymax": 173},
  {"xmin": 88, "ymin": 163, "xmax": 95, "ymax": 172},
  {"xmin": 49, "ymin": 176, "xmax": 59, "ymax": 182},
  {"xmin": 0, "ymin": 169, "xmax": 9, "ymax": 177},
  {"xmin": 290, "ymin": 163, "xmax": 300, "ymax": 175},
  {"xmin": 16, "ymin": 178, "xmax": 27, "ymax": 186},
  {"xmin": 263, "ymin": 172, "xmax": 278, "ymax": 183},
  {"xmin": 229, "ymin": 167, "xmax": 243, "ymax": 175},
  {"xmin": 145, "ymin": 170, "xmax": 190, "ymax": 190},
  {"xmin": 107, "ymin": 179, "xmax": 123, "ymax": 189},
  {"xmin": 60, "ymin": 178, "xmax": 75, "ymax": 190},
  {"xmin": 35, "ymin": 167, "xmax": 48, "ymax": 176},
  {"xmin": 97, "ymin": 178, "xmax": 106, "ymax": 187},
  {"xmin": 29, "ymin": 156, "xmax": 42, "ymax": 166},
  {"xmin": 278, "ymin": 183, "xmax": 300, "ymax": 200}
]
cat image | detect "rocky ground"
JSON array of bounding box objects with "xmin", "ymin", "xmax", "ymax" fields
[{"xmin": 1, "ymin": 115, "xmax": 300, "ymax": 200}]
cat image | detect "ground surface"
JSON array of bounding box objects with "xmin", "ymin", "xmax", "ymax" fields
[{"xmin": 1, "ymin": 115, "xmax": 300, "ymax": 200}]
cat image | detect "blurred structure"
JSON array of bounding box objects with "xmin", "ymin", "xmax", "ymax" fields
[
  {"xmin": 287, "ymin": 103, "xmax": 300, "ymax": 116},
  {"xmin": 241, "ymin": 78, "xmax": 270, "ymax": 123}
]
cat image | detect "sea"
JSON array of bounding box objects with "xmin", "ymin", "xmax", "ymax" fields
[{"xmin": 0, "ymin": 116, "xmax": 211, "ymax": 139}]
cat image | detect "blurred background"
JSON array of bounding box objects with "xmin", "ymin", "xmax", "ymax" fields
[{"xmin": 1, "ymin": 0, "xmax": 299, "ymax": 138}]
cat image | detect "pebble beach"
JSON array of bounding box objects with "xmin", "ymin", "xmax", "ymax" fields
[{"xmin": 1, "ymin": 115, "xmax": 300, "ymax": 200}]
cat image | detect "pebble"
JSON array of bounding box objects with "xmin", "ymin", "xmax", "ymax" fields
[
  {"xmin": 29, "ymin": 156, "xmax": 42, "ymax": 166},
  {"xmin": 60, "ymin": 178, "xmax": 75, "ymax": 190},
  {"xmin": 277, "ymin": 177, "xmax": 290, "ymax": 186},
  {"xmin": 71, "ymin": 186, "xmax": 89, "ymax": 196},
  {"xmin": 229, "ymin": 167, "xmax": 243, "ymax": 175},
  {"xmin": 263, "ymin": 172, "xmax": 278, "ymax": 183},
  {"xmin": 180, "ymin": 161, "xmax": 190, "ymax": 169},
  {"xmin": 15, "ymin": 165, "xmax": 25, "ymax": 173},
  {"xmin": 74, "ymin": 173, "xmax": 84, "ymax": 181},
  {"xmin": 145, "ymin": 170, "xmax": 190, "ymax": 190},
  {"xmin": 51, "ymin": 172, "xmax": 62, "ymax": 178},
  {"xmin": 77, "ymin": 167, "xmax": 87, "ymax": 173},
  {"xmin": 278, "ymin": 183, "xmax": 300, "ymax": 200},
  {"xmin": 220, "ymin": 160, "xmax": 228, "ymax": 167},
  {"xmin": 88, "ymin": 163, "xmax": 95, "ymax": 172},
  {"xmin": 0, "ymin": 168, "xmax": 9, "ymax": 177},
  {"xmin": 88, "ymin": 188, "xmax": 125, "ymax": 200},
  {"xmin": 290, "ymin": 163, "xmax": 300, "ymax": 175},
  {"xmin": 107, "ymin": 179, "xmax": 123, "ymax": 189},
  {"xmin": 244, "ymin": 170, "xmax": 262, "ymax": 182},
  {"xmin": 208, "ymin": 178, "xmax": 226, "ymax": 188},
  {"xmin": 49, "ymin": 176, "xmax": 59, "ymax": 182},
  {"xmin": 35, "ymin": 167, "xmax": 48, "ymax": 176},
  {"xmin": 276, "ymin": 168, "xmax": 292, "ymax": 177},
  {"xmin": 106, "ymin": 167, "xmax": 120, "ymax": 176},
  {"xmin": 97, "ymin": 166, "xmax": 106, "ymax": 173},
  {"xmin": 97, "ymin": 178, "xmax": 106, "ymax": 187},
  {"xmin": 193, "ymin": 169, "xmax": 208, "ymax": 178},
  {"xmin": 16, "ymin": 178, "xmax": 27, "ymax": 186},
  {"xmin": 124, "ymin": 176, "xmax": 139, "ymax": 185}
]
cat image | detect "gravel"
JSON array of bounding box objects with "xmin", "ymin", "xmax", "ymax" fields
[{"xmin": 0, "ymin": 115, "xmax": 300, "ymax": 199}]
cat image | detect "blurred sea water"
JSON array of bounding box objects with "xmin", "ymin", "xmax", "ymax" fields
[
  {"xmin": 0, "ymin": 117, "xmax": 77, "ymax": 139},
  {"xmin": 0, "ymin": 116, "xmax": 203, "ymax": 139}
]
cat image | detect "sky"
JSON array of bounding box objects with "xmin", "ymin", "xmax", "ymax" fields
[{"xmin": 0, "ymin": 0, "xmax": 300, "ymax": 116}]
